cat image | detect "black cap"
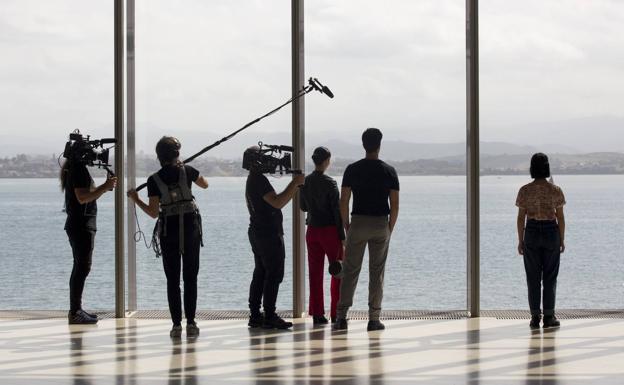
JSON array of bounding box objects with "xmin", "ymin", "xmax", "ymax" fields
[{"xmin": 311, "ymin": 146, "xmax": 331, "ymax": 165}]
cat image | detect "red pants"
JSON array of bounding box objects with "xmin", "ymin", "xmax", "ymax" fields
[{"xmin": 306, "ymin": 226, "xmax": 343, "ymax": 318}]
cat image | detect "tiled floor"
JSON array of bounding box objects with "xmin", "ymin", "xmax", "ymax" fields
[{"xmin": 0, "ymin": 317, "xmax": 622, "ymax": 384}]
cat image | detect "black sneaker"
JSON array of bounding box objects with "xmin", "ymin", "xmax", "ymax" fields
[
  {"xmin": 543, "ymin": 316, "xmax": 560, "ymax": 328},
  {"xmin": 68, "ymin": 309, "xmax": 97, "ymax": 325},
  {"xmin": 313, "ymin": 315, "xmax": 329, "ymax": 325},
  {"xmin": 170, "ymin": 324, "xmax": 183, "ymax": 338},
  {"xmin": 367, "ymin": 320, "xmax": 385, "ymax": 331},
  {"xmin": 530, "ymin": 315, "xmax": 541, "ymax": 329},
  {"xmin": 248, "ymin": 313, "xmax": 264, "ymax": 328},
  {"xmin": 82, "ymin": 309, "xmax": 98, "ymax": 319},
  {"xmin": 332, "ymin": 318, "xmax": 348, "ymax": 331},
  {"xmin": 187, "ymin": 322, "xmax": 200, "ymax": 338},
  {"xmin": 262, "ymin": 314, "xmax": 293, "ymax": 330},
  {"xmin": 331, "ymin": 317, "xmax": 337, "ymax": 324}
]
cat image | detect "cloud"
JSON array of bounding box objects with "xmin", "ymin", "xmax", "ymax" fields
[{"xmin": 0, "ymin": 0, "xmax": 622, "ymax": 156}]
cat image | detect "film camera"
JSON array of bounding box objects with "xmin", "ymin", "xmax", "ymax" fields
[
  {"xmin": 63, "ymin": 130, "xmax": 116, "ymax": 174},
  {"xmin": 242, "ymin": 142, "xmax": 302, "ymax": 175}
]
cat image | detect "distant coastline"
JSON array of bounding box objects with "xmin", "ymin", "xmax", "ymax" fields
[{"xmin": 2, "ymin": 152, "xmax": 623, "ymax": 178}]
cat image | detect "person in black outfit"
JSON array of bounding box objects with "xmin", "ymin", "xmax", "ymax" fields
[
  {"xmin": 128, "ymin": 136, "xmax": 208, "ymax": 338},
  {"xmin": 299, "ymin": 147, "xmax": 345, "ymax": 325},
  {"xmin": 245, "ymin": 146, "xmax": 305, "ymax": 329},
  {"xmin": 61, "ymin": 146, "xmax": 117, "ymax": 324}
]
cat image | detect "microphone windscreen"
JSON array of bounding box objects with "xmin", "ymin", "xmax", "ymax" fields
[{"xmin": 322, "ymin": 86, "xmax": 334, "ymax": 98}]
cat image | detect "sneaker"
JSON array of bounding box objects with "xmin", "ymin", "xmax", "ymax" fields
[
  {"xmin": 543, "ymin": 316, "xmax": 560, "ymax": 328},
  {"xmin": 332, "ymin": 318, "xmax": 348, "ymax": 331},
  {"xmin": 170, "ymin": 324, "xmax": 183, "ymax": 338},
  {"xmin": 68, "ymin": 309, "xmax": 98, "ymax": 325},
  {"xmin": 313, "ymin": 315, "xmax": 329, "ymax": 325},
  {"xmin": 262, "ymin": 314, "xmax": 293, "ymax": 330},
  {"xmin": 529, "ymin": 315, "xmax": 541, "ymax": 329},
  {"xmin": 186, "ymin": 322, "xmax": 200, "ymax": 338},
  {"xmin": 331, "ymin": 316, "xmax": 337, "ymax": 324},
  {"xmin": 367, "ymin": 320, "xmax": 386, "ymax": 331},
  {"xmin": 248, "ymin": 313, "xmax": 264, "ymax": 328},
  {"xmin": 82, "ymin": 309, "xmax": 98, "ymax": 319}
]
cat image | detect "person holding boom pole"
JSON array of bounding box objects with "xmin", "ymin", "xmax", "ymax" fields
[{"xmin": 127, "ymin": 137, "xmax": 208, "ymax": 338}]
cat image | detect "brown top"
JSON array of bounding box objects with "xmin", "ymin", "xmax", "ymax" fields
[{"xmin": 515, "ymin": 181, "xmax": 566, "ymax": 220}]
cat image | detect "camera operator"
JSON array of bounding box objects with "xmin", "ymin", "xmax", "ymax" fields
[
  {"xmin": 127, "ymin": 136, "xmax": 208, "ymax": 339},
  {"xmin": 60, "ymin": 143, "xmax": 117, "ymax": 325},
  {"xmin": 244, "ymin": 146, "xmax": 304, "ymax": 329}
]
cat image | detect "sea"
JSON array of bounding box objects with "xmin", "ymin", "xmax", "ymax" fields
[{"xmin": 0, "ymin": 175, "xmax": 622, "ymax": 311}]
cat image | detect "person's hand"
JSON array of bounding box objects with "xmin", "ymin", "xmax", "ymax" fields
[
  {"xmin": 104, "ymin": 176, "xmax": 117, "ymax": 191},
  {"xmin": 560, "ymin": 240, "xmax": 565, "ymax": 254},
  {"xmin": 293, "ymin": 174, "xmax": 305, "ymax": 187},
  {"xmin": 126, "ymin": 188, "xmax": 139, "ymax": 203},
  {"xmin": 517, "ymin": 241, "xmax": 524, "ymax": 255}
]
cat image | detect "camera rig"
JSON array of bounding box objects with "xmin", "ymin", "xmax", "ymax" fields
[
  {"xmin": 63, "ymin": 129, "xmax": 117, "ymax": 175},
  {"xmin": 242, "ymin": 142, "xmax": 302, "ymax": 175}
]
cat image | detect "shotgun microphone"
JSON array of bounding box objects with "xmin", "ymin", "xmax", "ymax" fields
[{"xmin": 309, "ymin": 78, "xmax": 335, "ymax": 98}]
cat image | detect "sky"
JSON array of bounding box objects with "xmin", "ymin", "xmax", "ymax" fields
[{"xmin": 0, "ymin": 0, "xmax": 622, "ymax": 158}]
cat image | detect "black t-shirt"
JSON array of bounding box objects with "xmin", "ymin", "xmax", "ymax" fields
[
  {"xmin": 64, "ymin": 163, "xmax": 97, "ymax": 231},
  {"xmin": 342, "ymin": 159, "xmax": 400, "ymax": 216},
  {"xmin": 246, "ymin": 172, "xmax": 283, "ymax": 236},
  {"xmin": 146, "ymin": 164, "xmax": 199, "ymax": 198}
]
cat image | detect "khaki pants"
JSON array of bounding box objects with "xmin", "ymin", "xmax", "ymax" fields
[{"xmin": 337, "ymin": 215, "xmax": 391, "ymax": 321}]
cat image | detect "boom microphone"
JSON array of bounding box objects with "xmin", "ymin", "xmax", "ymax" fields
[
  {"xmin": 309, "ymin": 78, "xmax": 335, "ymax": 99},
  {"xmin": 314, "ymin": 78, "xmax": 334, "ymax": 98},
  {"xmin": 321, "ymin": 85, "xmax": 334, "ymax": 98},
  {"xmin": 99, "ymin": 138, "xmax": 117, "ymax": 145}
]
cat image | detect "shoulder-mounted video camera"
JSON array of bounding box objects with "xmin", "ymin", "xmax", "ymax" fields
[
  {"xmin": 63, "ymin": 129, "xmax": 116, "ymax": 174},
  {"xmin": 242, "ymin": 142, "xmax": 302, "ymax": 175}
]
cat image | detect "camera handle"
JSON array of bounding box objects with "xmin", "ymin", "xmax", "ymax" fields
[
  {"xmin": 103, "ymin": 165, "xmax": 115, "ymax": 177},
  {"xmin": 135, "ymin": 77, "xmax": 331, "ymax": 191}
]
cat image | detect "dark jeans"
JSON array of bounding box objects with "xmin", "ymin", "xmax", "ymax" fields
[
  {"xmin": 160, "ymin": 219, "xmax": 201, "ymax": 325},
  {"xmin": 66, "ymin": 229, "xmax": 95, "ymax": 312},
  {"xmin": 248, "ymin": 230, "xmax": 285, "ymax": 317},
  {"xmin": 523, "ymin": 219, "xmax": 561, "ymax": 316}
]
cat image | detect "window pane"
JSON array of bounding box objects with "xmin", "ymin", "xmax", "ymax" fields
[
  {"xmin": 306, "ymin": 0, "xmax": 466, "ymax": 310},
  {"xmin": 0, "ymin": 1, "xmax": 114, "ymax": 310},
  {"xmin": 481, "ymin": 0, "xmax": 624, "ymax": 309},
  {"xmin": 134, "ymin": 0, "xmax": 292, "ymax": 310}
]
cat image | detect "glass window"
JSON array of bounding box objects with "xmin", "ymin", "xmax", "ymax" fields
[
  {"xmin": 481, "ymin": 0, "xmax": 624, "ymax": 309},
  {"xmin": 0, "ymin": 0, "xmax": 115, "ymax": 310},
  {"xmin": 306, "ymin": 0, "xmax": 466, "ymax": 310},
  {"xmin": 134, "ymin": 0, "xmax": 292, "ymax": 310}
]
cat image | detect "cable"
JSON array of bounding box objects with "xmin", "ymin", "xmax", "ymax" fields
[{"xmin": 131, "ymin": 202, "xmax": 161, "ymax": 258}]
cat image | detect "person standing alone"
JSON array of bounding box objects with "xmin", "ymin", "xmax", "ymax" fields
[
  {"xmin": 300, "ymin": 147, "xmax": 345, "ymax": 325},
  {"xmin": 516, "ymin": 153, "xmax": 566, "ymax": 329},
  {"xmin": 334, "ymin": 128, "xmax": 399, "ymax": 332}
]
